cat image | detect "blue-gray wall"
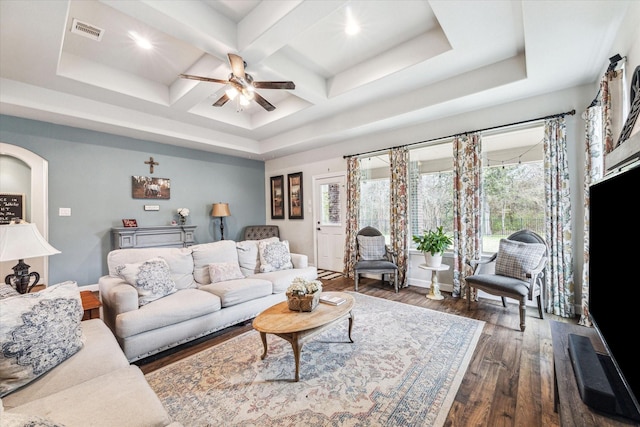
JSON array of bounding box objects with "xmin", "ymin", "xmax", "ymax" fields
[{"xmin": 0, "ymin": 114, "xmax": 266, "ymax": 286}]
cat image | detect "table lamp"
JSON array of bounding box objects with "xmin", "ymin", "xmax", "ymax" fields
[
  {"xmin": 0, "ymin": 222, "xmax": 61, "ymax": 293},
  {"xmin": 211, "ymin": 203, "xmax": 231, "ymax": 240}
]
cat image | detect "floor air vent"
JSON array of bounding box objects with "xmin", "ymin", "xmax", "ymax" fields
[{"xmin": 71, "ymin": 18, "xmax": 104, "ymax": 41}]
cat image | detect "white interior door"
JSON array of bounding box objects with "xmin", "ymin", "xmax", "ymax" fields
[{"xmin": 314, "ymin": 173, "xmax": 346, "ymax": 272}]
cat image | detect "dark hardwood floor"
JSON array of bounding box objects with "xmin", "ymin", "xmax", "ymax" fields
[{"xmin": 138, "ymin": 276, "xmax": 578, "ymax": 426}]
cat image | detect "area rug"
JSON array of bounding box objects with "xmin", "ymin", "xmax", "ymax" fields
[
  {"xmin": 317, "ymin": 269, "xmax": 343, "ymax": 280},
  {"xmin": 146, "ymin": 292, "xmax": 484, "ymax": 427}
]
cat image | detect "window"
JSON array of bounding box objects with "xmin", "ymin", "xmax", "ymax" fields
[
  {"xmin": 359, "ymin": 156, "xmax": 390, "ymax": 242},
  {"xmin": 407, "ymin": 125, "xmax": 545, "ymax": 253}
]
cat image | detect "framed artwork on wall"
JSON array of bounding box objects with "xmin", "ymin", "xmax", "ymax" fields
[
  {"xmin": 288, "ymin": 172, "xmax": 303, "ymax": 220},
  {"xmin": 122, "ymin": 219, "xmax": 138, "ymax": 227},
  {"xmin": 132, "ymin": 176, "xmax": 171, "ymax": 199},
  {"xmin": 270, "ymin": 175, "xmax": 284, "ymax": 219},
  {"xmin": 0, "ymin": 193, "xmax": 25, "ymax": 224},
  {"xmin": 616, "ymin": 65, "xmax": 640, "ymax": 147}
]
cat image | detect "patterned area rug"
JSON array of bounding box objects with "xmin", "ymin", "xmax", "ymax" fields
[
  {"xmin": 146, "ymin": 292, "xmax": 484, "ymax": 427},
  {"xmin": 317, "ymin": 269, "xmax": 343, "ymax": 280}
]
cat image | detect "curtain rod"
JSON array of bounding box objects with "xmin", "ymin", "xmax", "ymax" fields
[{"xmin": 343, "ymin": 109, "xmax": 576, "ymax": 159}]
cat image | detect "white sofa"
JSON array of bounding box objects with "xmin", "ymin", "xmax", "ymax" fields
[
  {"xmin": 98, "ymin": 238, "xmax": 317, "ymax": 362},
  {"xmin": 0, "ymin": 282, "xmax": 178, "ymax": 427}
]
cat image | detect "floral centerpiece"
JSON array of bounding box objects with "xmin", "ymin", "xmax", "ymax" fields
[
  {"xmin": 286, "ymin": 277, "xmax": 323, "ymax": 312},
  {"xmin": 177, "ymin": 208, "xmax": 190, "ymax": 225}
]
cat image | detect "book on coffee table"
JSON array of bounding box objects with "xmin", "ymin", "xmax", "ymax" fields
[{"xmin": 320, "ymin": 295, "xmax": 346, "ymax": 306}]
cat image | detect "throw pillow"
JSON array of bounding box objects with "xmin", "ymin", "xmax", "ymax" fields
[
  {"xmin": 0, "ymin": 281, "xmax": 83, "ymax": 398},
  {"xmin": 0, "ymin": 284, "xmax": 19, "ymax": 300},
  {"xmin": 357, "ymin": 235, "xmax": 386, "ymax": 260},
  {"xmin": 495, "ymin": 238, "xmax": 546, "ymax": 281},
  {"xmin": 0, "ymin": 412, "xmax": 64, "ymax": 427},
  {"xmin": 258, "ymin": 240, "xmax": 293, "ymax": 273},
  {"xmin": 209, "ymin": 262, "xmax": 244, "ymax": 283},
  {"xmin": 115, "ymin": 257, "xmax": 178, "ymax": 306},
  {"xmin": 236, "ymin": 237, "xmax": 279, "ymax": 275}
]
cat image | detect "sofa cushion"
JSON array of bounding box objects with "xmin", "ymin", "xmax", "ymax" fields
[
  {"xmin": 250, "ymin": 266, "xmax": 319, "ymax": 293},
  {"xmin": 1, "ymin": 319, "xmax": 129, "ymax": 409},
  {"xmin": 6, "ymin": 366, "xmax": 172, "ymax": 427},
  {"xmin": 199, "ymin": 278, "xmax": 272, "ymax": 307},
  {"xmin": 191, "ymin": 240, "xmax": 239, "ymax": 285},
  {"xmin": 0, "ymin": 281, "xmax": 83, "ymax": 398},
  {"xmin": 357, "ymin": 235, "xmax": 386, "ymax": 260},
  {"xmin": 116, "ymin": 289, "xmax": 222, "ymax": 338},
  {"xmin": 495, "ymin": 238, "xmax": 546, "ymax": 281},
  {"xmin": 209, "ymin": 262, "xmax": 244, "ymax": 283},
  {"xmin": 107, "ymin": 247, "xmax": 196, "ymax": 290},
  {"xmin": 116, "ymin": 258, "xmax": 178, "ymax": 306},
  {"xmin": 236, "ymin": 237, "xmax": 279, "ymax": 276},
  {"xmin": 259, "ymin": 240, "xmax": 293, "ymax": 273}
]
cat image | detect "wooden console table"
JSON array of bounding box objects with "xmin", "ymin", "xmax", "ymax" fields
[
  {"xmin": 550, "ymin": 320, "xmax": 639, "ymax": 426},
  {"xmin": 111, "ymin": 225, "xmax": 196, "ymax": 249}
]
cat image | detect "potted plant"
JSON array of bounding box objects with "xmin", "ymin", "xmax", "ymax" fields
[{"xmin": 412, "ymin": 226, "xmax": 453, "ymax": 267}]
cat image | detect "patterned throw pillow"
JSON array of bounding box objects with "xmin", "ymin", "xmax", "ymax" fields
[
  {"xmin": 258, "ymin": 240, "xmax": 293, "ymax": 273},
  {"xmin": 495, "ymin": 239, "xmax": 546, "ymax": 281},
  {"xmin": 0, "ymin": 284, "xmax": 19, "ymax": 300},
  {"xmin": 209, "ymin": 262, "xmax": 244, "ymax": 283},
  {"xmin": 0, "ymin": 281, "xmax": 83, "ymax": 398},
  {"xmin": 357, "ymin": 235, "xmax": 386, "ymax": 260},
  {"xmin": 116, "ymin": 257, "xmax": 178, "ymax": 306}
]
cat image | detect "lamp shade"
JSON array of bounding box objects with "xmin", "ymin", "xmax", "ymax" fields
[
  {"xmin": 0, "ymin": 223, "xmax": 61, "ymax": 262},
  {"xmin": 211, "ymin": 203, "xmax": 231, "ymax": 217}
]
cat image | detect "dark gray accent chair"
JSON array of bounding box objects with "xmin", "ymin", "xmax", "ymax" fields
[
  {"xmin": 354, "ymin": 226, "xmax": 399, "ymax": 293},
  {"xmin": 243, "ymin": 225, "xmax": 280, "ymax": 241},
  {"xmin": 465, "ymin": 229, "xmax": 547, "ymax": 332}
]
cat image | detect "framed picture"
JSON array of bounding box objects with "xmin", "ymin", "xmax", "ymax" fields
[
  {"xmin": 270, "ymin": 175, "xmax": 285, "ymax": 219},
  {"xmin": 288, "ymin": 172, "xmax": 304, "ymax": 219},
  {"xmin": 0, "ymin": 193, "xmax": 25, "ymax": 224},
  {"xmin": 122, "ymin": 219, "xmax": 138, "ymax": 227},
  {"xmin": 616, "ymin": 65, "xmax": 640, "ymax": 147},
  {"xmin": 132, "ymin": 176, "xmax": 171, "ymax": 199}
]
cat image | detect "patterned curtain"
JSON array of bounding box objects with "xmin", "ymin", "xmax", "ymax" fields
[
  {"xmin": 579, "ymin": 72, "xmax": 611, "ymax": 326},
  {"xmin": 579, "ymin": 105, "xmax": 604, "ymax": 327},
  {"xmin": 343, "ymin": 157, "xmax": 361, "ymax": 279},
  {"xmin": 452, "ymin": 133, "xmax": 482, "ymax": 298},
  {"xmin": 543, "ymin": 118, "xmax": 574, "ymax": 317},
  {"xmin": 389, "ymin": 147, "xmax": 409, "ymax": 287}
]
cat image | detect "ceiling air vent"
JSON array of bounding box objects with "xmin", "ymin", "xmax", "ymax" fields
[{"xmin": 70, "ymin": 18, "xmax": 104, "ymax": 41}]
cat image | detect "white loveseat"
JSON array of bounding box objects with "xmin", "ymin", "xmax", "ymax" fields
[
  {"xmin": 0, "ymin": 282, "xmax": 178, "ymax": 427},
  {"xmin": 98, "ymin": 237, "xmax": 317, "ymax": 362}
]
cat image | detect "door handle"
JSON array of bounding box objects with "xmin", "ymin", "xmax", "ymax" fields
[{"xmin": 317, "ymin": 228, "xmax": 321, "ymax": 231}]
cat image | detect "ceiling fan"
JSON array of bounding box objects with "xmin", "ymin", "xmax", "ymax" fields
[{"xmin": 180, "ymin": 53, "xmax": 295, "ymax": 112}]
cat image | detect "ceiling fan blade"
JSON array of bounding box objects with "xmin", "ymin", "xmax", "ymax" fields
[
  {"xmin": 253, "ymin": 92, "xmax": 276, "ymax": 111},
  {"xmin": 228, "ymin": 53, "xmax": 245, "ymax": 79},
  {"xmin": 212, "ymin": 93, "xmax": 230, "ymax": 107},
  {"xmin": 253, "ymin": 81, "xmax": 296, "ymax": 90},
  {"xmin": 180, "ymin": 74, "xmax": 229, "ymax": 85}
]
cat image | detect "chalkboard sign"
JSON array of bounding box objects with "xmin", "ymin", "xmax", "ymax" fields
[{"xmin": 0, "ymin": 193, "xmax": 25, "ymax": 224}]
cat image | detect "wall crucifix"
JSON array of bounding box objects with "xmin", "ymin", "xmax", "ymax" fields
[{"xmin": 144, "ymin": 157, "xmax": 159, "ymax": 174}]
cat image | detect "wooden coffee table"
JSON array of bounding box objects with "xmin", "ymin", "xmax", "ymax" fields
[{"xmin": 252, "ymin": 291, "xmax": 355, "ymax": 381}]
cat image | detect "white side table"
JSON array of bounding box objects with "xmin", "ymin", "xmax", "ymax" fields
[{"xmin": 418, "ymin": 263, "xmax": 450, "ymax": 300}]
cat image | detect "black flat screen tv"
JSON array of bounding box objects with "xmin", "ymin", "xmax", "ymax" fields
[{"xmin": 584, "ymin": 161, "xmax": 640, "ymax": 421}]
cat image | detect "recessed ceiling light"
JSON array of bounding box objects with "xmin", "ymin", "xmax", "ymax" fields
[
  {"xmin": 128, "ymin": 31, "xmax": 152, "ymax": 49},
  {"xmin": 345, "ymin": 6, "xmax": 360, "ymax": 35}
]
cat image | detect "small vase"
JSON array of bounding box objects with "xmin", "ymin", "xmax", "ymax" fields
[
  {"xmin": 425, "ymin": 252, "xmax": 443, "ymax": 267},
  {"xmin": 179, "ymin": 217, "xmax": 186, "ymax": 225}
]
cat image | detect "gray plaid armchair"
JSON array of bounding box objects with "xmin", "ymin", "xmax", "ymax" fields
[
  {"xmin": 354, "ymin": 226, "xmax": 398, "ymax": 293},
  {"xmin": 465, "ymin": 229, "xmax": 547, "ymax": 331}
]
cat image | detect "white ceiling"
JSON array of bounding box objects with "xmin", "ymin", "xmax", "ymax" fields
[{"xmin": 0, "ymin": 0, "xmax": 633, "ymax": 161}]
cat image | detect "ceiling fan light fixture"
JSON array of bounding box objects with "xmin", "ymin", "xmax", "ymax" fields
[
  {"xmin": 239, "ymin": 95, "xmax": 251, "ymax": 107},
  {"xmin": 225, "ymin": 86, "xmax": 239, "ymax": 100}
]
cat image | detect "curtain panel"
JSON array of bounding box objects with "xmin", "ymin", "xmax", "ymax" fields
[
  {"xmin": 343, "ymin": 157, "xmax": 361, "ymax": 279},
  {"xmin": 452, "ymin": 133, "xmax": 482, "ymax": 298},
  {"xmin": 389, "ymin": 147, "xmax": 409, "ymax": 287},
  {"xmin": 543, "ymin": 118, "xmax": 575, "ymax": 318}
]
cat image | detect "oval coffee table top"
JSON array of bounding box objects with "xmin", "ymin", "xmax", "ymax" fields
[{"xmin": 253, "ymin": 291, "xmax": 354, "ymax": 334}]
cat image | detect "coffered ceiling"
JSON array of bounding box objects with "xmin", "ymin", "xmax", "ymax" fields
[{"xmin": 0, "ymin": 1, "xmax": 634, "ymax": 160}]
